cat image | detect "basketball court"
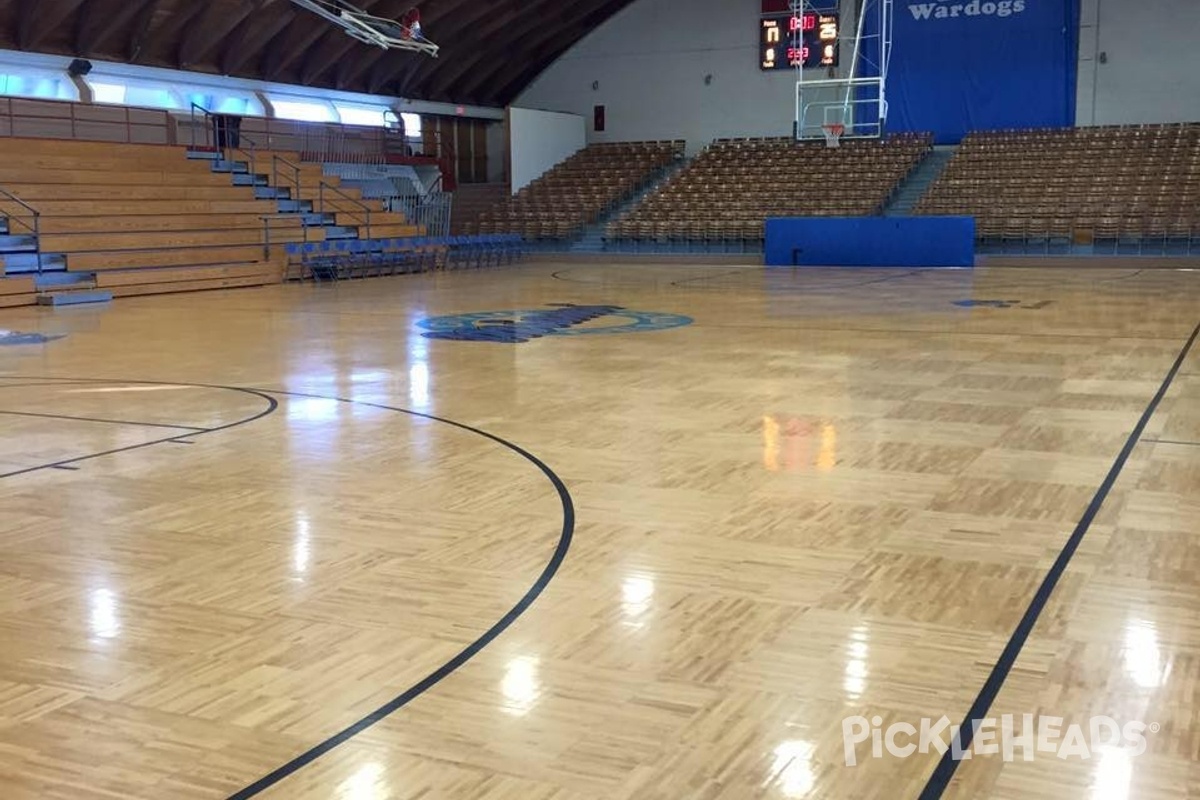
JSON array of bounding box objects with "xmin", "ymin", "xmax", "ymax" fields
[
  {"xmin": 0, "ymin": 0, "xmax": 1198, "ymax": 796},
  {"xmin": 1, "ymin": 261, "xmax": 1197, "ymax": 798}
]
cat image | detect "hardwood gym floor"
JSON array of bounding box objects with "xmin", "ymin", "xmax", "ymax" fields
[{"xmin": 0, "ymin": 262, "xmax": 1197, "ymax": 799}]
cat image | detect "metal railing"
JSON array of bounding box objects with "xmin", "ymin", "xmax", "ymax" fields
[
  {"xmin": 0, "ymin": 186, "xmax": 42, "ymax": 273},
  {"xmin": 0, "ymin": 96, "xmax": 173, "ymax": 145},
  {"xmin": 231, "ymin": 134, "xmax": 258, "ymax": 180},
  {"xmin": 272, "ymin": 154, "xmax": 303, "ymax": 199},
  {"xmin": 188, "ymin": 102, "xmax": 216, "ymax": 152},
  {"xmin": 318, "ymin": 181, "xmax": 372, "ymax": 238},
  {"xmin": 260, "ymin": 214, "xmax": 311, "ymax": 260},
  {"xmin": 390, "ymin": 191, "xmax": 452, "ymax": 237},
  {"xmin": 0, "ymin": 97, "xmax": 460, "ymax": 188},
  {"xmin": 297, "ymin": 127, "xmax": 434, "ymax": 165},
  {"xmin": 189, "ymin": 102, "xmax": 266, "ymax": 186}
]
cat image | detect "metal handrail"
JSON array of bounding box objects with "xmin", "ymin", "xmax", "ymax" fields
[
  {"xmin": 0, "ymin": 185, "xmax": 42, "ymax": 273},
  {"xmin": 260, "ymin": 214, "xmax": 310, "ymax": 260},
  {"xmin": 189, "ymin": 102, "xmax": 215, "ymax": 152},
  {"xmin": 318, "ymin": 180, "xmax": 372, "ymax": 239},
  {"xmin": 390, "ymin": 191, "xmax": 452, "ymax": 238},
  {"xmin": 190, "ymin": 102, "xmax": 260, "ymax": 182},
  {"xmin": 231, "ymin": 133, "xmax": 259, "ymax": 180},
  {"xmin": 272, "ymin": 154, "xmax": 303, "ymax": 197}
]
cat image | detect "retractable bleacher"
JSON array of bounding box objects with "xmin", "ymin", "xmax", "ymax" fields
[{"xmin": 0, "ymin": 137, "xmax": 422, "ymax": 305}]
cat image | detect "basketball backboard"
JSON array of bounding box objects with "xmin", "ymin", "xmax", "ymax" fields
[
  {"xmin": 288, "ymin": 0, "xmax": 439, "ymax": 57},
  {"xmin": 793, "ymin": 0, "xmax": 892, "ymax": 141}
]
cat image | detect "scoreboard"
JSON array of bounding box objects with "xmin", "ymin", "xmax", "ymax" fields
[{"xmin": 760, "ymin": 11, "xmax": 840, "ymax": 70}]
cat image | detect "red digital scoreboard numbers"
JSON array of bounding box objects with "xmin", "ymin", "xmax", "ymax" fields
[{"xmin": 760, "ymin": 12, "xmax": 839, "ymax": 70}]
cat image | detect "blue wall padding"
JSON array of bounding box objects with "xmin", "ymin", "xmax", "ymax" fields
[{"xmin": 764, "ymin": 216, "xmax": 976, "ymax": 267}]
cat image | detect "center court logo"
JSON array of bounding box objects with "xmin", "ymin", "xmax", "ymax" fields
[
  {"xmin": 417, "ymin": 303, "xmax": 692, "ymax": 343},
  {"xmin": 908, "ymin": 0, "xmax": 1027, "ymax": 20},
  {"xmin": 842, "ymin": 715, "xmax": 1155, "ymax": 766}
]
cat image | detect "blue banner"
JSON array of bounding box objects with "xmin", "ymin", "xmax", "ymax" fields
[{"xmin": 861, "ymin": 0, "xmax": 1078, "ymax": 143}]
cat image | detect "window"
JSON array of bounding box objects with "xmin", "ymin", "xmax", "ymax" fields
[
  {"xmin": 0, "ymin": 73, "xmax": 76, "ymax": 100},
  {"xmin": 124, "ymin": 85, "xmax": 180, "ymax": 109},
  {"xmin": 90, "ymin": 79, "xmax": 184, "ymax": 110},
  {"xmin": 271, "ymin": 99, "xmax": 335, "ymax": 122},
  {"xmin": 401, "ymin": 112, "xmax": 421, "ymax": 137},
  {"xmin": 187, "ymin": 92, "xmax": 215, "ymax": 111},
  {"xmin": 187, "ymin": 92, "xmax": 257, "ymax": 115},
  {"xmin": 335, "ymin": 104, "xmax": 387, "ymax": 127},
  {"xmin": 89, "ymin": 81, "xmax": 127, "ymax": 104},
  {"xmin": 215, "ymin": 96, "xmax": 253, "ymax": 115}
]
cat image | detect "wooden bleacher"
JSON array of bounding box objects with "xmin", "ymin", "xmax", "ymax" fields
[
  {"xmin": 0, "ymin": 137, "xmax": 421, "ymax": 307},
  {"xmin": 0, "ymin": 275, "xmax": 35, "ymax": 308}
]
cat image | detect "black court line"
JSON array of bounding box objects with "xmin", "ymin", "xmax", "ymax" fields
[
  {"xmin": 917, "ymin": 318, "xmax": 1200, "ymax": 800},
  {"xmin": 0, "ymin": 378, "xmax": 277, "ymax": 480},
  {"xmin": 677, "ymin": 268, "xmax": 929, "ymax": 292},
  {"xmin": 549, "ymin": 266, "xmax": 930, "ymax": 293},
  {"xmin": 1101, "ymin": 268, "xmax": 1145, "ymax": 282},
  {"xmin": 225, "ymin": 388, "xmax": 575, "ymax": 800},
  {"xmin": 669, "ymin": 268, "xmax": 758, "ymax": 287},
  {"xmin": 548, "ymin": 267, "xmax": 700, "ymax": 290},
  {"xmin": 695, "ymin": 322, "xmax": 1192, "ymax": 342},
  {"xmin": 0, "ymin": 408, "xmax": 206, "ymax": 432},
  {"xmin": 0, "ymin": 378, "xmax": 574, "ymax": 793}
]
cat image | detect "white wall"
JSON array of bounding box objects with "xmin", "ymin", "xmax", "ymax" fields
[
  {"xmin": 517, "ymin": 0, "xmax": 853, "ymax": 152},
  {"xmin": 1076, "ymin": 0, "xmax": 1200, "ymax": 126},
  {"xmin": 508, "ymin": 107, "xmax": 586, "ymax": 192}
]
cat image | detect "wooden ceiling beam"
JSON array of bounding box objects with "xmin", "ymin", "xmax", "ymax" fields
[
  {"xmin": 142, "ymin": 1, "xmax": 208, "ymax": 67},
  {"xmin": 222, "ymin": 5, "xmax": 297, "ymax": 75},
  {"xmin": 18, "ymin": 0, "xmax": 89, "ymax": 50},
  {"xmin": 0, "ymin": 0, "xmax": 640, "ymax": 107},
  {"xmin": 459, "ymin": 0, "xmax": 628, "ymax": 104},
  {"xmin": 298, "ymin": 0, "xmax": 397, "ymax": 85},
  {"xmin": 391, "ymin": 0, "xmax": 478, "ymax": 96},
  {"xmin": 334, "ymin": 43, "xmax": 390, "ymax": 90},
  {"xmin": 126, "ymin": 0, "xmax": 162, "ymax": 60},
  {"xmin": 259, "ymin": 16, "xmax": 337, "ymax": 81},
  {"xmin": 179, "ymin": 0, "xmax": 262, "ymax": 68},
  {"xmin": 419, "ymin": 2, "xmax": 529, "ymax": 99},
  {"xmin": 75, "ymin": 0, "xmax": 144, "ymax": 54},
  {"xmin": 367, "ymin": 52, "xmax": 405, "ymax": 95}
]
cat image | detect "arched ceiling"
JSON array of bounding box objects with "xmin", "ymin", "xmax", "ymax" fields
[{"xmin": 0, "ymin": 0, "xmax": 636, "ymax": 106}]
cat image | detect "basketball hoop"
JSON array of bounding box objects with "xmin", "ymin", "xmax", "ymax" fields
[
  {"xmin": 822, "ymin": 123, "xmax": 845, "ymax": 148},
  {"xmin": 288, "ymin": 0, "xmax": 438, "ymax": 56}
]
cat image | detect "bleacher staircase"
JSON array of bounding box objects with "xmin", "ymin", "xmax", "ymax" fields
[
  {"xmin": 572, "ymin": 158, "xmax": 692, "ymax": 252},
  {"xmin": 883, "ymin": 146, "xmax": 957, "ymax": 217}
]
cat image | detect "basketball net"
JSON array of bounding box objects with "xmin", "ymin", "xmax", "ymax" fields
[
  {"xmin": 822, "ymin": 123, "xmax": 845, "ymax": 148},
  {"xmin": 400, "ymin": 8, "xmax": 422, "ymax": 40}
]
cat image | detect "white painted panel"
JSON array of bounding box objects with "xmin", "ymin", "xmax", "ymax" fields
[
  {"xmin": 508, "ymin": 107, "xmax": 586, "ymax": 192},
  {"xmin": 1081, "ymin": 0, "xmax": 1200, "ymax": 125}
]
